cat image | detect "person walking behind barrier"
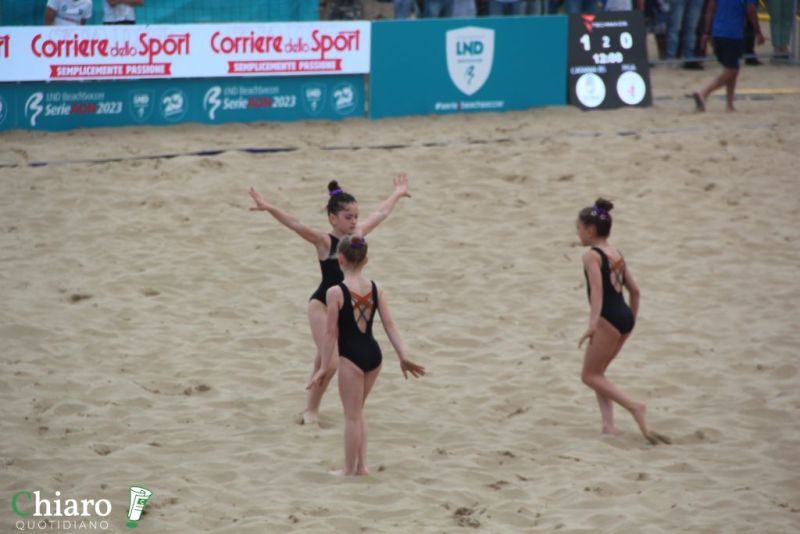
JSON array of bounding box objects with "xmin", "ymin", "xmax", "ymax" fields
[
  {"xmin": 693, "ymin": 0, "xmax": 763, "ymax": 111},
  {"xmin": 566, "ymin": 0, "xmax": 597, "ymax": 13},
  {"xmin": 605, "ymin": 0, "xmax": 643, "ymax": 12},
  {"xmin": 742, "ymin": 16, "xmax": 762, "ymax": 65},
  {"xmin": 453, "ymin": 0, "xmax": 478, "ymax": 16},
  {"xmin": 523, "ymin": 0, "xmax": 551, "ymax": 14},
  {"xmin": 103, "ymin": 0, "xmax": 143, "ymax": 25},
  {"xmin": 423, "ymin": 0, "xmax": 456, "ymax": 16},
  {"xmin": 646, "ymin": 0, "xmax": 671, "ymax": 59},
  {"xmin": 45, "ymin": 0, "xmax": 92, "ymax": 25},
  {"xmin": 394, "ymin": 0, "xmax": 417, "ymax": 17},
  {"xmin": 767, "ymin": 0, "xmax": 794, "ymax": 61},
  {"xmin": 666, "ymin": 0, "xmax": 705, "ymax": 69},
  {"xmin": 324, "ymin": 0, "xmax": 364, "ymax": 19},
  {"xmin": 489, "ymin": 0, "xmax": 526, "ymax": 14}
]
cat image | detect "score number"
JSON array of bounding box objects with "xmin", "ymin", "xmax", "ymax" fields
[{"xmin": 579, "ymin": 31, "xmax": 634, "ymax": 51}]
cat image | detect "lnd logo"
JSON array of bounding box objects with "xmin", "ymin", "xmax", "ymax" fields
[{"xmin": 446, "ymin": 26, "xmax": 495, "ymax": 97}]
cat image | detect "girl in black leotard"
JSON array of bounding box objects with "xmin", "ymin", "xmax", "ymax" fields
[
  {"xmin": 307, "ymin": 236, "xmax": 425, "ymax": 476},
  {"xmin": 576, "ymin": 198, "xmax": 670, "ymax": 446},
  {"xmin": 248, "ymin": 175, "xmax": 410, "ymax": 425}
]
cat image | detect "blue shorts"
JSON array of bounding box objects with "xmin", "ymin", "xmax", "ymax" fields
[{"xmin": 713, "ymin": 37, "xmax": 744, "ymax": 69}]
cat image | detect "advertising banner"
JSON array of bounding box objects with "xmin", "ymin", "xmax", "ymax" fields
[
  {"xmin": 0, "ymin": 22, "xmax": 370, "ymax": 82},
  {"xmin": 369, "ymin": 17, "xmax": 567, "ymax": 119},
  {"xmin": 567, "ymin": 12, "xmax": 651, "ymax": 110},
  {"xmin": 0, "ymin": 75, "xmax": 364, "ymax": 131}
]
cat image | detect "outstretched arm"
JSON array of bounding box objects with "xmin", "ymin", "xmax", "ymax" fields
[
  {"xmin": 248, "ymin": 187, "xmax": 328, "ymax": 251},
  {"xmin": 356, "ymin": 173, "xmax": 411, "ymax": 237},
  {"xmin": 579, "ymin": 250, "xmax": 604, "ymax": 348},
  {"xmin": 376, "ymin": 285, "xmax": 425, "ymax": 379},
  {"xmin": 307, "ymin": 287, "xmax": 342, "ymax": 389}
]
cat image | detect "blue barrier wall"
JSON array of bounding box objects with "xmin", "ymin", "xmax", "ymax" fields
[
  {"xmin": 0, "ymin": 76, "xmax": 364, "ymax": 131},
  {"xmin": 369, "ymin": 16, "xmax": 568, "ymax": 119}
]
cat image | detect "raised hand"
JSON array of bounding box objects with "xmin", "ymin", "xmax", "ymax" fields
[
  {"xmin": 393, "ymin": 173, "xmax": 411, "ymax": 198},
  {"xmin": 248, "ymin": 186, "xmax": 270, "ymax": 211},
  {"xmin": 306, "ymin": 367, "xmax": 328, "ymax": 390}
]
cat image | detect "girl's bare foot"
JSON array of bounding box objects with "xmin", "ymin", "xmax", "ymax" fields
[
  {"xmin": 693, "ymin": 92, "xmax": 705, "ymax": 112},
  {"xmin": 631, "ymin": 402, "xmax": 650, "ymax": 439},
  {"xmin": 647, "ymin": 431, "xmax": 672, "ymax": 445},
  {"xmin": 602, "ymin": 425, "xmax": 620, "ymax": 435},
  {"xmin": 631, "ymin": 403, "xmax": 671, "ymax": 445},
  {"xmin": 329, "ymin": 468, "xmax": 368, "ymax": 476},
  {"xmin": 302, "ymin": 410, "xmax": 319, "ymax": 425},
  {"xmin": 726, "ymin": 105, "xmax": 736, "ymax": 112}
]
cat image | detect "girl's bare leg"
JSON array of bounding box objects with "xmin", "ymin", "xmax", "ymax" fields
[
  {"xmin": 338, "ymin": 357, "xmax": 365, "ymax": 476},
  {"xmin": 595, "ymin": 391, "xmax": 617, "ymax": 434},
  {"xmin": 305, "ymin": 300, "xmax": 339, "ymax": 425},
  {"xmin": 725, "ymin": 68, "xmax": 739, "ymax": 111},
  {"xmin": 356, "ymin": 366, "xmax": 381, "ymax": 475},
  {"xmin": 596, "ymin": 333, "xmax": 631, "ymax": 434},
  {"xmin": 582, "ymin": 319, "xmax": 651, "ymax": 440}
]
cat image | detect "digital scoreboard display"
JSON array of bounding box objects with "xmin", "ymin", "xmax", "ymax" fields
[{"xmin": 567, "ymin": 12, "xmax": 652, "ymax": 110}]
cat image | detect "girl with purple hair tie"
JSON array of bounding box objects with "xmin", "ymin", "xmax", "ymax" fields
[
  {"xmin": 248, "ymin": 173, "xmax": 411, "ymax": 425},
  {"xmin": 576, "ymin": 198, "xmax": 671, "ymax": 445}
]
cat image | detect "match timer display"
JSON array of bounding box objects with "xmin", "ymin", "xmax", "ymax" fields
[{"xmin": 567, "ymin": 12, "xmax": 652, "ymax": 110}]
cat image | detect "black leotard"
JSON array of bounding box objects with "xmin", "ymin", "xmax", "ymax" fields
[
  {"xmin": 309, "ymin": 234, "xmax": 344, "ymax": 304},
  {"xmin": 337, "ymin": 281, "xmax": 382, "ymax": 373},
  {"xmin": 585, "ymin": 247, "xmax": 635, "ymax": 335}
]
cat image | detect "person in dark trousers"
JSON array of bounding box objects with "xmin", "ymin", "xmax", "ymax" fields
[{"xmin": 692, "ymin": 0, "xmax": 764, "ymax": 112}]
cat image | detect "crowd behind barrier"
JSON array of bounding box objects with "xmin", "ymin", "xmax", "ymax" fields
[{"xmin": 3, "ymin": 0, "xmax": 795, "ymax": 64}]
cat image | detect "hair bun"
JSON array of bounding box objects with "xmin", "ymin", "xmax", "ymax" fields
[
  {"xmin": 328, "ymin": 180, "xmax": 342, "ymax": 194},
  {"xmin": 594, "ymin": 198, "xmax": 614, "ymax": 212}
]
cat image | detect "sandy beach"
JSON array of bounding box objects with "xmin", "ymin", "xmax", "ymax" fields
[{"xmin": 1, "ymin": 63, "xmax": 799, "ymax": 533}]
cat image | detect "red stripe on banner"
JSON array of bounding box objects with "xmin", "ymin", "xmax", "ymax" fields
[
  {"xmin": 49, "ymin": 63, "xmax": 172, "ymax": 78},
  {"xmin": 227, "ymin": 59, "xmax": 342, "ymax": 74}
]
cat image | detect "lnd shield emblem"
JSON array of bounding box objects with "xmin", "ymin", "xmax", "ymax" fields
[{"xmin": 446, "ymin": 26, "xmax": 495, "ymax": 96}]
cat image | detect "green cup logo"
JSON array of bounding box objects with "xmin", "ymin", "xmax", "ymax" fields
[{"xmin": 126, "ymin": 487, "xmax": 153, "ymax": 528}]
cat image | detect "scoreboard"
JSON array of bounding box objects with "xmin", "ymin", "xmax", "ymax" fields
[{"xmin": 567, "ymin": 12, "xmax": 652, "ymax": 110}]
